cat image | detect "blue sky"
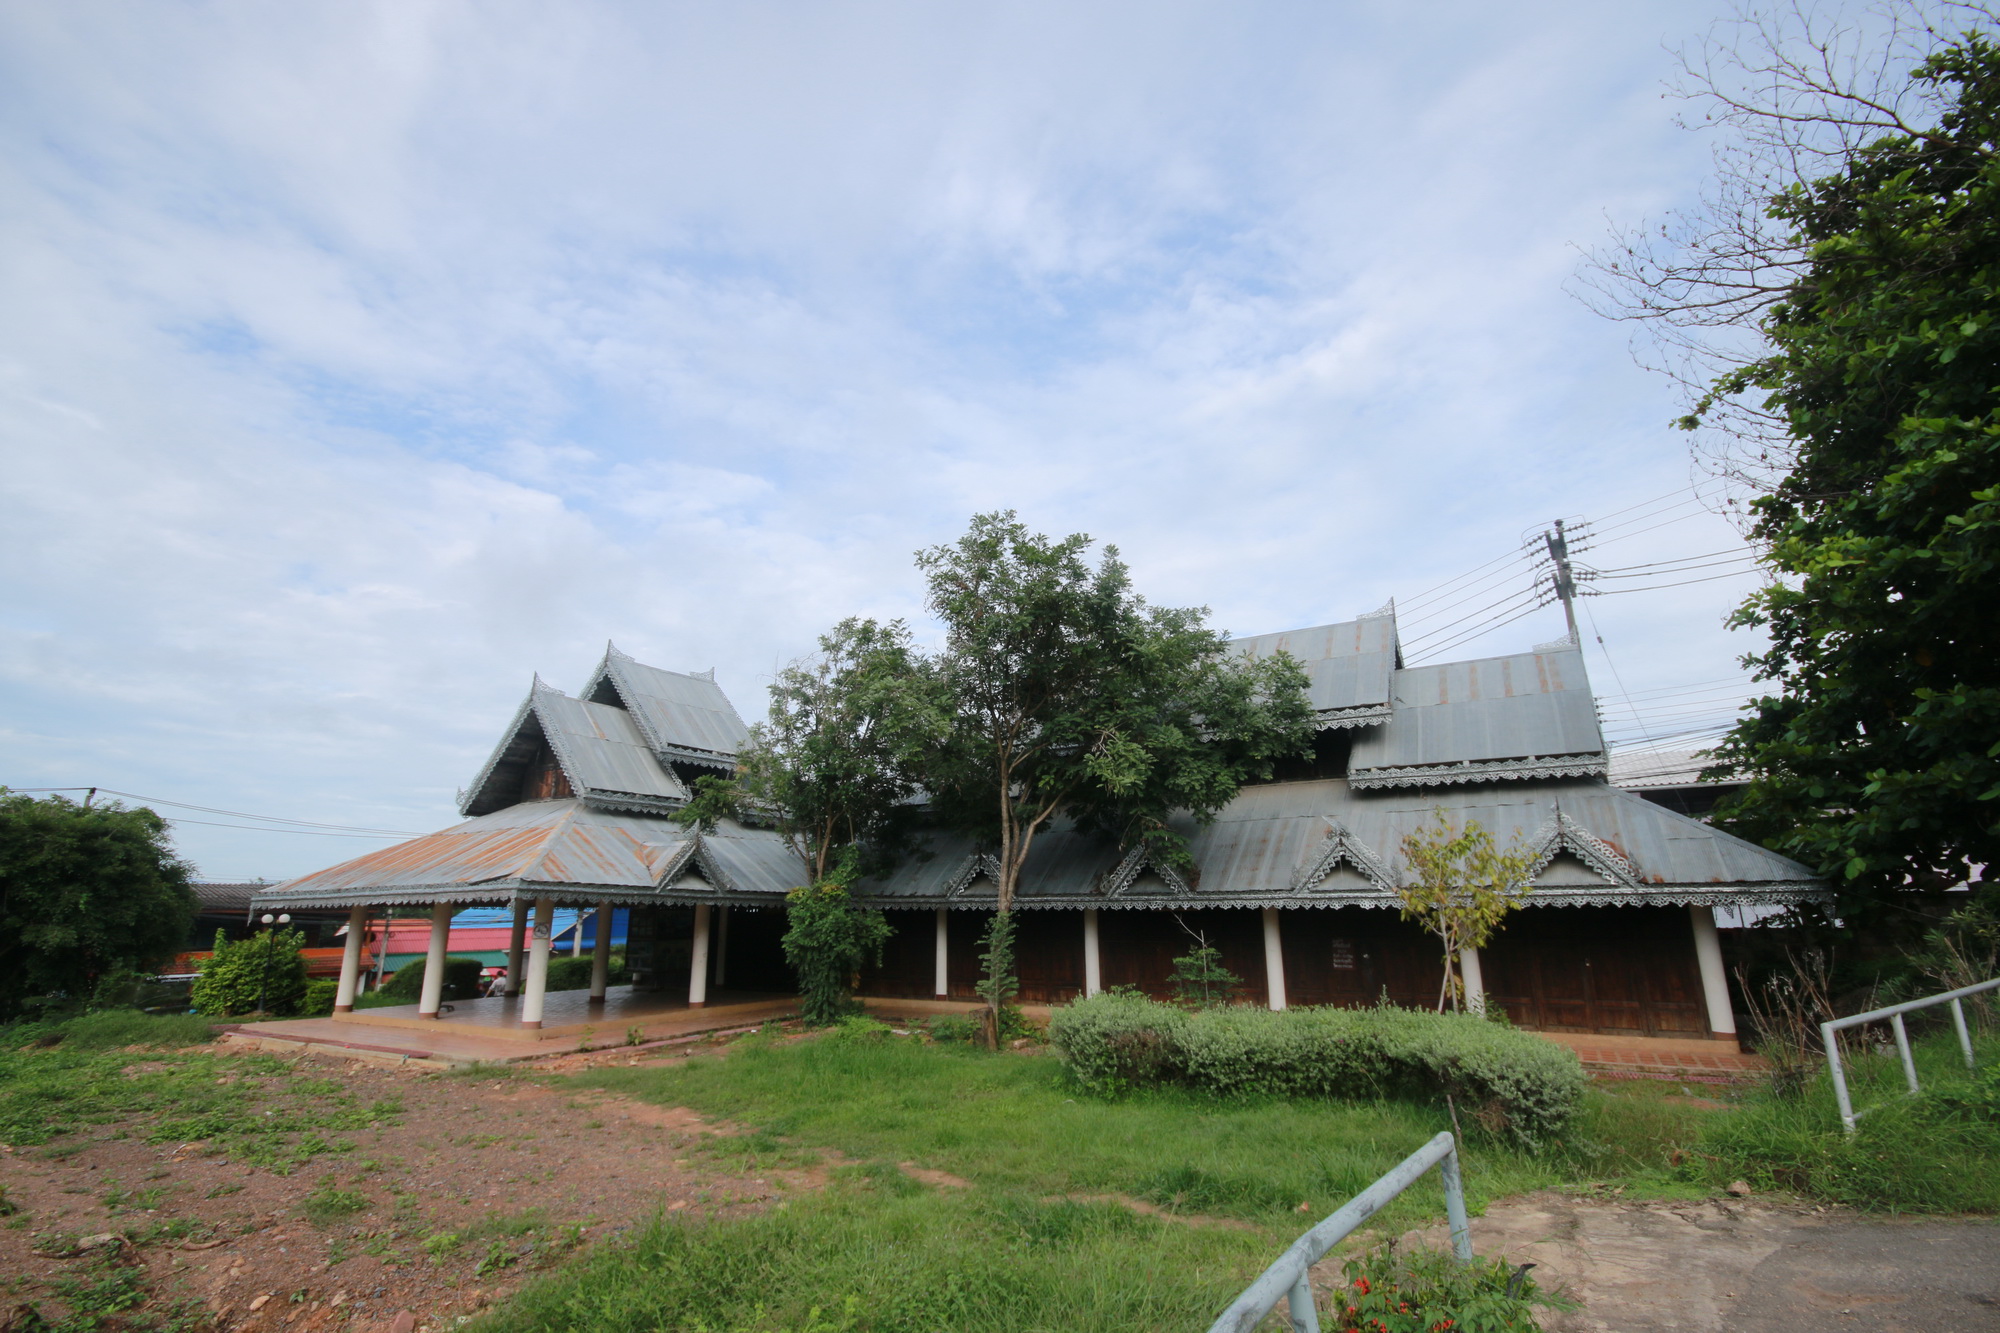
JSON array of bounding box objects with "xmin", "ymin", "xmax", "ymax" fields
[{"xmin": 1, "ymin": 0, "xmax": 1778, "ymax": 878}]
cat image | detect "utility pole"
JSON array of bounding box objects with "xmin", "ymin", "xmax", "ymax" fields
[{"xmin": 1543, "ymin": 519, "xmax": 1581, "ymax": 645}]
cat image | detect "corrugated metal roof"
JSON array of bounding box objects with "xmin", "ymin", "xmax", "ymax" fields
[
  {"xmin": 1609, "ymin": 747, "xmax": 1730, "ymax": 790},
  {"xmin": 273, "ymin": 800, "xmax": 677, "ymax": 896},
  {"xmin": 586, "ymin": 646, "xmax": 750, "ymax": 760},
  {"xmin": 1347, "ymin": 646, "xmax": 1605, "ymax": 786},
  {"xmin": 256, "ymin": 799, "xmax": 798, "ymax": 908},
  {"xmin": 1232, "ymin": 609, "xmax": 1397, "ymax": 724},
  {"xmin": 535, "ymin": 687, "xmax": 688, "ymax": 804},
  {"xmin": 856, "ymin": 775, "xmax": 1820, "ymax": 909}
]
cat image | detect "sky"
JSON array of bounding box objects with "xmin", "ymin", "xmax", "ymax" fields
[{"xmin": 0, "ymin": 0, "xmax": 1781, "ymax": 880}]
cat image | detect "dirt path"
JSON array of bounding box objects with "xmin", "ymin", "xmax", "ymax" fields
[
  {"xmin": 0, "ymin": 1045, "xmax": 799, "ymax": 1333},
  {"xmin": 1381, "ymin": 1191, "xmax": 2000, "ymax": 1332}
]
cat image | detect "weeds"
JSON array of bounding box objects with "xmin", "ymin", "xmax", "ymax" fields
[{"xmin": 300, "ymin": 1179, "xmax": 371, "ymax": 1227}]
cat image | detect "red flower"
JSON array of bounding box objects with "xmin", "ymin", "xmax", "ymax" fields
[{"xmin": 1355, "ymin": 1278, "xmax": 1371, "ymax": 1296}]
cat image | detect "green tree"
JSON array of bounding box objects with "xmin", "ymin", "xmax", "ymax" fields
[
  {"xmin": 737, "ymin": 617, "xmax": 932, "ymax": 881},
  {"xmin": 781, "ymin": 858, "xmax": 894, "ymax": 1026},
  {"xmin": 1395, "ymin": 811, "xmax": 1536, "ymax": 1012},
  {"xmin": 1583, "ymin": 7, "xmax": 2000, "ymax": 930},
  {"xmin": 191, "ymin": 926, "xmax": 308, "ymax": 1017},
  {"xmin": 916, "ymin": 512, "xmax": 1314, "ymax": 1040},
  {"xmin": 0, "ymin": 791, "xmax": 196, "ymax": 1021},
  {"xmin": 1167, "ymin": 931, "xmax": 1242, "ymax": 1009}
]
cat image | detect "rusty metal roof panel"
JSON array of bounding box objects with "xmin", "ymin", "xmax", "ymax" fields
[
  {"xmin": 1232, "ymin": 609, "xmax": 1397, "ymax": 727},
  {"xmin": 268, "ymin": 800, "xmax": 675, "ymax": 897},
  {"xmin": 585, "ymin": 646, "xmax": 750, "ymax": 762},
  {"xmin": 1347, "ymin": 646, "xmax": 1606, "ymax": 788}
]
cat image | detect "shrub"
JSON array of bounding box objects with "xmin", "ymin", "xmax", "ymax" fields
[
  {"xmin": 1049, "ymin": 995, "xmax": 1585, "ymax": 1151},
  {"xmin": 300, "ymin": 978, "xmax": 340, "ymax": 1017},
  {"xmin": 379, "ymin": 955, "xmax": 486, "ymax": 1003},
  {"xmin": 546, "ymin": 953, "xmax": 630, "ymax": 992},
  {"xmin": 1047, "ymin": 992, "xmax": 1189, "ymax": 1092},
  {"xmin": 191, "ymin": 928, "xmax": 308, "ymax": 1017}
]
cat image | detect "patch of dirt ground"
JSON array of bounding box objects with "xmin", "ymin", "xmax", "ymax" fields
[
  {"xmin": 1368, "ymin": 1190, "xmax": 2000, "ymax": 1332},
  {"xmin": 0, "ymin": 1045, "xmax": 804, "ymax": 1333}
]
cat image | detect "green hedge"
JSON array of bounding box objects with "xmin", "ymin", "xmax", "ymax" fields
[
  {"xmin": 547, "ymin": 953, "xmax": 630, "ymax": 992},
  {"xmin": 380, "ymin": 955, "xmax": 486, "ymax": 1002},
  {"xmin": 1049, "ymin": 994, "xmax": 1585, "ymax": 1152}
]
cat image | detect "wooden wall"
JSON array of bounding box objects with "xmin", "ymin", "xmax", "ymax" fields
[
  {"xmin": 862, "ymin": 903, "xmax": 1716, "ymax": 1038},
  {"xmin": 1481, "ymin": 905, "xmax": 1710, "ymax": 1038}
]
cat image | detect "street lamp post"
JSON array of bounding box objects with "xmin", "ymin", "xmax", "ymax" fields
[{"xmin": 258, "ymin": 912, "xmax": 291, "ymax": 1015}]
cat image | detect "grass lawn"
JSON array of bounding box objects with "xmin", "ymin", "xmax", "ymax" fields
[{"xmin": 476, "ymin": 1028, "xmax": 1722, "ymax": 1333}]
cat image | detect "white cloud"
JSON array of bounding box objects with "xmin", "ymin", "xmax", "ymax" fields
[{"xmin": 0, "ymin": 0, "xmax": 1761, "ymax": 878}]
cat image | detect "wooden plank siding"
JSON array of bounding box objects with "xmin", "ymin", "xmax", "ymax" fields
[
  {"xmin": 1480, "ymin": 905, "xmax": 1710, "ymax": 1038},
  {"xmin": 863, "ymin": 904, "xmax": 1713, "ymax": 1038}
]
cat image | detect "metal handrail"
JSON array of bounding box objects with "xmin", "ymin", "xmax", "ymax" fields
[
  {"xmin": 1206, "ymin": 1131, "xmax": 1471, "ymax": 1333},
  {"xmin": 1821, "ymin": 976, "xmax": 1997, "ymax": 1134}
]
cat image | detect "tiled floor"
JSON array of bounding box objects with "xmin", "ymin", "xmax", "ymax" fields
[{"xmin": 233, "ymin": 991, "xmax": 797, "ymax": 1063}]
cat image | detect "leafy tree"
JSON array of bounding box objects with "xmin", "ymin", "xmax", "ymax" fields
[
  {"xmin": 191, "ymin": 926, "xmax": 308, "ymax": 1017},
  {"xmin": 0, "ymin": 791, "xmax": 196, "ymax": 1021},
  {"xmin": 1395, "ymin": 812, "xmax": 1536, "ymax": 1012},
  {"xmin": 916, "ymin": 512, "xmax": 1314, "ymax": 1039},
  {"xmin": 782, "ymin": 858, "xmax": 894, "ymax": 1026},
  {"xmin": 1582, "ymin": 6, "xmax": 2000, "ymax": 930},
  {"xmin": 737, "ymin": 617, "xmax": 932, "ymax": 881}
]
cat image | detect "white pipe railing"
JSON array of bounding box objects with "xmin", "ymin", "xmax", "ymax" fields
[
  {"xmin": 1821, "ymin": 976, "xmax": 1997, "ymax": 1133},
  {"xmin": 1206, "ymin": 1131, "xmax": 1471, "ymax": 1333}
]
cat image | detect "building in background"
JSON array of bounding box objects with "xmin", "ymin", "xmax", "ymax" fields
[{"xmin": 256, "ymin": 621, "xmax": 1827, "ymax": 1045}]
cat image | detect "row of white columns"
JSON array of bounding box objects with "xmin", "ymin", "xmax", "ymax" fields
[
  {"xmin": 333, "ymin": 899, "xmax": 1739, "ymax": 1038},
  {"xmin": 920, "ymin": 903, "xmax": 1737, "ymax": 1037},
  {"xmin": 332, "ymin": 897, "xmax": 731, "ymax": 1030}
]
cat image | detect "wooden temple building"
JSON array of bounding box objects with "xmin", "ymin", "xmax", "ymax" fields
[{"xmin": 254, "ymin": 613, "xmax": 1825, "ymax": 1046}]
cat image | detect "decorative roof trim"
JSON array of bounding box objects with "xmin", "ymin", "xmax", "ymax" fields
[
  {"xmin": 1313, "ymin": 703, "xmax": 1392, "ymax": 732},
  {"xmin": 657, "ymin": 743, "xmax": 738, "ymax": 772},
  {"xmin": 1291, "ymin": 821, "xmax": 1396, "ymax": 891},
  {"xmin": 1102, "ymin": 846, "xmax": 1193, "ymax": 897},
  {"xmin": 944, "ymin": 853, "xmax": 1002, "ymax": 899},
  {"xmin": 849, "ymin": 882, "xmax": 1831, "ymax": 912},
  {"xmin": 578, "ymin": 790, "xmax": 687, "ymax": 818},
  {"xmin": 247, "ymin": 878, "xmax": 788, "ymax": 912},
  {"xmin": 458, "ymin": 690, "xmax": 538, "ymax": 817},
  {"xmin": 1348, "ymin": 753, "xmax": 1608, "ymax": 790},
  {"xmin": 1524, "ymin": 811, "xmax": 1640, "ymax": 888}
]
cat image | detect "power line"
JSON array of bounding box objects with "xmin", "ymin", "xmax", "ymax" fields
[
  {"xmin": 1399, "ymin": 586, "xmax": 1548, "ymax": 650},
  {"xmin": 1404, "ymin": 599, "xmax": 1551, "ymax": 663},
  {"xmin": 1591, "ymin": 568, "xmax": 1768, "ymax": 595},
  {"xmin": 2, "ymin": 786, "xmax": 420, "ymax": 836},
  {"xmin": 160, "ymin": 817, "xmax": 406, "ymax": 839}
]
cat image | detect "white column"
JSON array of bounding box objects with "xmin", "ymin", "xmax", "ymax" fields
[
  {"xmin": 1459, "ymin": 946, "xmax": 1486, "ymax": 1015},
  {"xmin": 714, "ymin": 905, "xmax": 730, "ymax": 987},
  {"xmin": 589, "ymin": 901, "xmax": 613, "ymax": 1004},
  {"xmin": 688, "ymin": 903, "xmax": 712, "ymax": 1008},
  {"xmin": 1689, "ymin": 905, "xmax": 1737, "ymax": 1037},
  {"xmin": 334, "ymin": 905, "xmax": 367, "ymax": 1014},
  {"xmin": 933, "ymin": 908, "xmax": 949, "ymax": 998},
  {"xmin": 1082, "ymin": 909, "xmax": 1102, "ymax": 997},
  {"xmin": 569, "ymin": 909, "xmax": 584, "ymax": 956},
  {"xmin": 418, "ymin": 902, "xmax": 451, "ymax": 1019},
  {"xmin": 521, "ymin": 897, "xmax": 554, "ymax": 1029},
  {"xmin": 504, "ymin": 899, "xmax": 528, "ymax": 997},
  {"xmin": 1261, "ymin": 908, "xmax": 1287, "ymax": 1011}
]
